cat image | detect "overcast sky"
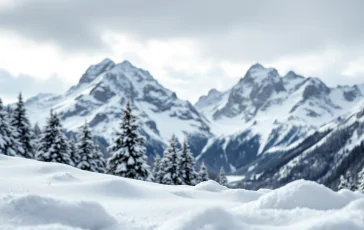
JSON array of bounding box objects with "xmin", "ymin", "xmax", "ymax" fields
[{"xmin": 1, "ymin": 0, "xmax": 364, "ymax": 103}]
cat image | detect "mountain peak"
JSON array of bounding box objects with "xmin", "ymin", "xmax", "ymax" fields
[
  {"xmin": 207, "ymin": 89, "xmax": 221, "ymax": 97},
  {"xmin": 248, "ymin": 63, "xmax": 265, "ymax": 71},
  {"xmin": 100, "ymin": 58, "xmax": 115, "ymax": 66},
  {"xmin": 195, "ymin": 89, "xmax": 223, "ymax": 109},
  {"xmin": 78, "ymin": 58, "xmax": 115, "ymax": 84},
  {"xmin": 284, "ymin": 71, "xmax": 305, "ymax": 80},
  {"xmin": 241, "ymin": 63, "xmax": 279, "ymax": 84}
]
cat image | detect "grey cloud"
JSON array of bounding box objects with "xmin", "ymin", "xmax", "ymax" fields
[
  {"xmin": 0, "ymin": 69, "xmax": 70, "ymax": 103},
  {"xmin": 162, "ymin": 67, "xmax": 235, "ymax": 103},
  {"xmin": 1, "ymin": 0, "xmax": 364, "ymax": 101},
  {"xmin": 2, "ymin": 0, "xmax": 364, "ymax": 61}
]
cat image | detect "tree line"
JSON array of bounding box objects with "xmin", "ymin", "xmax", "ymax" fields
[
  {"xmin": 0, "ymin": 94, "xmax": 228, "ymax": 186},
  {"xmin": 338, "ymin": 170, "xmax": 364, "ymax": 193}
]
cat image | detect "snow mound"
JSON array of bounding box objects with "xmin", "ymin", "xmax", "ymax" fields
[
  {"xmin": 48, "ymin": 172, "xmax": 79, "ymax": 182},
  {"xmin": 0, "ymin": 194, "xmax": 116, "ymax": 229},
  {"xmin": 344, "ymin": 198, "xmax": 364, "ymax": 211},
  {"xmin": 194, "ymin": 180, "xmax": 229, "ymax": 192},
  {"xmin": 222, "ymin": 189, "xmax": 264, "ymax": 203},
  {"xmin": 79, "ymin": 179, "xmax": 152, "ymax": 198},
  {"xmin": 37, "ymin": 163, "xmax": 75, "ymax": 174},
  {"xmin": 249, "ymin": 180, "xmax": 361, "ymax": 210},
  {"xmin": 158, "ymin": 207, "xmax": 247, "ymax": 230},
  {"xmin": 1, "ymin": 156, "xmax": 363, "ymax": 229}
]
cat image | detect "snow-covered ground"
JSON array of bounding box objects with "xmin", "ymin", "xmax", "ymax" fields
[
  {"xmin": 226, "ymin": 175, "xmax": 245, "ymax": 183},
  {"xmin": 1, "ymin": 155, "xmax": 364, "ymax": 230}
]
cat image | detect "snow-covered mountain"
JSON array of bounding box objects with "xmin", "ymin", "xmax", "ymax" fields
[
  {"xmin": 195, "ymin": 63, "xmax": 364, "ymax": 174},
  {"xmin": 25, "ymin": 59, "xmax": 364, "ymax": 183},
  {"xmin": 25, "ymin": 58, "xmax": 212, "ymax": 158},
  {"xmin": 234, "ymin": 105, "xmax": 364, "ymax": 190}
]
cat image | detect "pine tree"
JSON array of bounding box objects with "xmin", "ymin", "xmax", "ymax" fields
[
  {"xmin": 11, "ymin": 93, "xmax": 35, "ymax": 158},
  {"xmin": 32, "ymin": 123, "xmax": 42, "ymax": 151},
  {"xmin": 217, "ymin": 167, "xmax": 228, "ymax": 186},
  {"xmin": 160, "ymin": 134, "xmax": 182, "ymax": 185},
  {"xmin": 36, "ymin": 111, "xmax": 72, "ymax": 165},
  {"xmin": 33, "ymin": 123, "xmax": 42, "ymax": 137},
  {"xmin": 69, "ymin": 134, "xmax": 80, "ymax": 166},
  {"xmin": 338, "ymin": 173, "xmax": 351, "ymax": 190},
  {"xmin": 358, "ymin": 168, "xmax": 364, "ymax": 193},
  {"xmin": 197, "ymin": 161, "xmax": 209, "ymax": 183},
  {"xmin": 107, "ymin": 101, "xmax": 151, "ymax": 181},
  {"xmin": 93, "ymin": 140, "xmax": 106, "ymax": 173},
  {"xmin": 0, "ymin": 99, "xmax": 21, "ymax": 156},
  {"xmin": 179, "ymin": 140, "xmax": 197, "ymax": 185},
  {"xmin": 7, "ymin": 105, "xmax": 13, "ymax": 120},
  {"xmin": 152, "ymin": 153, "xmax": 162, "ymax": 183},
  {"xmin": 76, "ymin": 122, "xmax": 97, "ymax": 172}
]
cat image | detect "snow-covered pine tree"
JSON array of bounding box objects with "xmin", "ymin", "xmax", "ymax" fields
[
  {"xmin": 0, "ymin": 99, "xmax": 21, "ymax": 156},
  {"xmin": 107, "ymin": 100, "xmax": 150, "ymax": 181},
  {"xmin": 179, "ymin": 139, "xmax": 197, "ymax": 185},
  {"xmin": 76, "ymin": 122, "xmax": 98, "ymax": 172},
  {"xmin": 69, "ymin": 134, "xmax": 80, "ymax": 166},
  {"xmin": 93, "ymin": 139, "xmax": 106, "ymax": 173},
  {"xmin": 338, "ymin": 174, "xmax": 351, "ymax": 190},
  {"xmin": 11, "ymin": 93, "xmax": 35, "ymax": 158},
  {"xmin": 159, "ymin": 134, "xmax": 182, "ymax": 185},
  {"xmin": 217, "ymin": 167, "xmax": 228, "ymax": 186},
  {"xmin": 152, "ymin": 153, "xmax": 162, "ymax": 183},
  {"xmin": 358, "ymin": 168, "xmax": 364, "ymax": 193},
  {"xmin": 197, "ymin": 161, "xmax": 209, "ymax": 183},
  {"xmin": 6, "ymin": 105, "xmax": 13, "ymax": 120},
  {"xmin": 350, "ymin": 171, "xmax": 358, "ymax": 191},
  {"xmin": 33, "ymin": 123, "xmax": 42, "ymax": 137},
  {"xmin": 36, "ymin": 111, "xmax": 72, "ymax": 165}
]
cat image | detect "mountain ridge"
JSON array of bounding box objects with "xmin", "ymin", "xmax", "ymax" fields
[{"xmin": 24, "ymin": 59, "xmax": 364, "ymax": 186}]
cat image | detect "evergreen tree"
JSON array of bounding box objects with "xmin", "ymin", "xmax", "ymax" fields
[
  {"xmin": 338, "ymin": 173, "xmax": 351, "ymax": 190},
  {"xmin": 152, "ymin": 153, "xmax": 162, "ymax": 183},
  {"xmin": 33, "ymin": 123, "xmax": 42, "ymax": 137},
  {"xmin": 217, "ymin": 167, "xmax": 228, "ymax": 186},
  {"xmin": 7, "ymin": 105, "xmax": 13, "ymax": 120},
  {"xmin": 32, "ymin": 123, "xmax": 42, "ymax": 151},
  {"xmin": 36, "ymin": 111, "xmax": 72, "ymax": 165},
  {"xmin": 357, "ymin": 168, "xmax": 364, "ymax": 193},
  {"xmin": 179, "ymin": 140, "xmax": 197, "ymax": 185},
  {"xmin": 160, "ymin": 134, "xmax": 182, "ymax": 185},
  {"xmin": 69, "ymin": 134, "xmax": 80, "ymax": 166},
  {"xmin": 197, "ymin": 161, "xmax": 209, "ymax": 183},
  {"xmin": 76, "ymin": 122, "xmax": 97, "ymax": 172},
  {"xmin": 11, "ymin": 93, "xmax": 35, "ymax": 158},
  {"xmin": 107, "ymin": 101, "xmax": 150, "ymax": 181},
  {"xmin": 93, "ymin": 140, "xmax": 106, "ymax": 173},
  {"xmin": 0, "ymin": 99, "xmax": 21, "ymax": 156}
]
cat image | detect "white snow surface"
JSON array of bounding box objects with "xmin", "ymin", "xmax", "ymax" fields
[{"xmin": 1, "ymin": 155, "xmax": 364, "ymax": 230}]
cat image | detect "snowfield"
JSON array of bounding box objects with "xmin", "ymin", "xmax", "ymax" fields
[{"xmin": 1, "ymin": 155, "xmax": 364, "ymax": 230}]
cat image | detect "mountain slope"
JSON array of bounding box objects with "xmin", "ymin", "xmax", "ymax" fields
[
  {"xmin": 235, "ymin": 106, "xmax": 364, "ymax": 190},
  {"xmin": 195, "ymin": 64, "xmax": 364, "ymax": 173},
  {"xmin": 25, "ymin": 59, "xmax": 212, "ymax": 158}
]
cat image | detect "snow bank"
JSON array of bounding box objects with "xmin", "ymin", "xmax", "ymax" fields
[
  {"xmin": 247, "ymin": 180, "xmax": 360, "ymax": 210},
  {"xmin": 158, "ymin": 207, "xmax": 247, "ymax": 230},
  {"xmin": 0, "ymin": 156, "xmax": 364, "ymax": 230},
  {"xmin": 194, "ymin": 180, "xmax": 229, "ymax": 192},
  {"xmin": 0, "ymin": 194, "xmax": 116, "ymax": 229},
  {"xmin": 47, "ymin": 172, "xmax": 79, "ymax": 182}
]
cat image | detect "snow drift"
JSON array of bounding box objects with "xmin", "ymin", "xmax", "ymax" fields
[{"xmin": 0, "ymin": 155, "xmax": 363, "ymax": 230}]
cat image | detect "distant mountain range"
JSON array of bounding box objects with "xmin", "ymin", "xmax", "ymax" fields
[{"xmin": 25, "ymin": 59, "xmax": 364, "ymax": 189}]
